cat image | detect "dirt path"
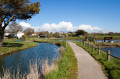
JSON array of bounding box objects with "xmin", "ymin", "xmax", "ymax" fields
[{"xmin": 68, "ymin": 42, "xmax": 108, "ymax": 79}]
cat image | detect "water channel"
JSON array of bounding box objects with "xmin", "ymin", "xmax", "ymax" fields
[
  {"xmin": 96, "ymin": 40, "xmax": 120, "ymax": 42},
  {"xmin": 101, "ymin": 47, "xmax": 120, "ymax": 58},
  {"xmin": 0, "ymin": 43, "xmax": 59, "ymax": 74}
]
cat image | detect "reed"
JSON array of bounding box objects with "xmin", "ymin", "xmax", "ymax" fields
[
  {"xmin": 1, "ymin": 59, "xmax": 57, "ymax": 79},
  {"xmin": 58, "ymin": 46, "xmax": 65, "ymax": 54}
]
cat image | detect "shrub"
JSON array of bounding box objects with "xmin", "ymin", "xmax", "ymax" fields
[{"xmin": 55, "ymin": 42, "xmax": 61, "ymax": 46}]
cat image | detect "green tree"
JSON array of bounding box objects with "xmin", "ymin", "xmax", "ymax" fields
[
  {"xmin": 9, "ymin": 22, "xmax": 23, "ymax": 34},
  {"xmin": 75, "ymin": 30, "xmax": 87, "ymax": 36},
  {"xmin": 0, "ymin": 0, "xmax": 40, "ymax": 47},
  {"xmin": 49, "ymin": 32, "xmax": 54, "ymax": 37},
  {"xmin": 24, "ymin": 27, "xmax": 34, "ymax": 37},
  {"xmin": 54, "ymin": 32, "xmax": 60, "ymax": 38}
]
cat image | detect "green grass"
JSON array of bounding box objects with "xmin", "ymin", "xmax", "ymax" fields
[
  {"xmin": 64, "ymin": 36, "xmax": 85, "ymax": 40},
  {"xmin": 63, "ymin": 35, "xmax": 120, "ymax": 40},
  {"xmin": 74, "ymin": 41, "xmax": 120, "ymax": 79},
  {"xmin": 27, "ymin": 38, "xmax": 78, "ymax": 79},
  {"xmin": 0, "ymin": 39, "xmax": 77, "ymax": 79},
  {"xmin": 45, "ymin": 43, "xmax": 78, "ymax": 79},
  {"xmin": 25, "ymin": 35, "xmax": 120, "ymax": 41},
  {"xmin": 0, "ymin": 39, "xmax": 38, "ymax": 55},
  {"xmin": 89, "ymin": 35, "xmax": 120, "ymax": 40},
  {"xmin": 34, "ymin": 38, "xmax": 66, "ymax": 47}
]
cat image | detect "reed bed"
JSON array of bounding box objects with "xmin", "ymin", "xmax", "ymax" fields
[{"xmin": 0, "ymin": 59, "xmax": 57, "ymax": 79}]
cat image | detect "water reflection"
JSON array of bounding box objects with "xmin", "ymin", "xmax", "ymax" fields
[
  {"xmin": 97, "ymin": 40, "xmax": 120, "ymax": 42},
  {"xmin": 53, "ymin": 39, "xmax": 82, "ymax": 41},
  {"xmin": 0, "ymin": 43, "xmax": 59, "ymax": 74},
  {"xmin": 101, "ymin": 47, "xmax": 120, "ymax": 58}
]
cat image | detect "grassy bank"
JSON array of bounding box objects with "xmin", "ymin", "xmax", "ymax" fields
[
  {"xmin": 0, "ymin": 39, "xmax": 78, "ymax": 79},
  {"xmin": 89, "ymin": 35, "xmax": 120, "ymax": 40},
  {"xmin": 74, "ymin": 41, "xmax": 120, "ymax": 79},
  {"xmin": 45, "ymin": 43, "xmax": 78, "ymax": 79},
  {"xmin": 0, "ymin": 39, "xmax": 38, "ymax": 55},
  {"xmin": 26, "ymin": 35, "xmax": 120, "ymax": 41},
  {"xmin": 95, "ymin": 42, "xmax": 120, "ymax": 47},
  {"xmin": 85, "ymin": 40, "xmax": 120, "ymax": 47},
  {"xmin": 35, "ymin": 40, "xmax": 66, "ymax": 47},
  {"xmin": 63, "ymin": 35, "xmax": 120, "ymax": 40},
  {"xmin": 64, "ymin": 36, "xmax": 84, "ymax": 40}
]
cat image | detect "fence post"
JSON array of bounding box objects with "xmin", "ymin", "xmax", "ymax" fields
[
  {"xmin": 98, "ymin": 47, "xmax": 100, "ymax": 54},
  {"xmin": 92, "ymin": 45, "xmax": 94, "ymax": 51},
  {"xmin": 88, "ymin": 43, "xmax": 90, "ymax": 48},
  {"xmin": 83, "ymin": 41, "xmax": 85, "ymax": 46},
  {"xmin": 107, "ymin": 50, "xmax": 111, "ymax": 60},
  {"xmin": 66, "ymin": 41, "xmax": 67, "ymax": 48},
  {"xmin": 81, "ymin": 41, "xmax": 82, "ymax": 45}
]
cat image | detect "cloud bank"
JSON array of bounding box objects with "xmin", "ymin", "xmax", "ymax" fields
[
  {"xmin": 19, "ymin": 22, "xmax": 33, "ymax": 29},
  {"xmin": 19, "ymin": 21, "xmax": 103, "ymax": 33}
]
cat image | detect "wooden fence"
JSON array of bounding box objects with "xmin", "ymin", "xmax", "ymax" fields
[{"xmin": 82, "ymin": 41, "xmax": 120, "ymax": 60}]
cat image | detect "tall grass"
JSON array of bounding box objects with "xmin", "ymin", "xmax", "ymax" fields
[
  {"xmin": 58, "ymin": 46, "xmax": 65, "ymax": 54},
  {"xmin": 1, "ymin": 59, "xmax": 57, "ymax": 79},
  {"xmin": 0, "ymin": 40, "xmax": 77, "ymax": 79},
  {"xmin": 45, "ymin": 43, "xmax": 78, "ymax": 79}
]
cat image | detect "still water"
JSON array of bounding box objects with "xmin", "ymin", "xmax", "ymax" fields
[
  {"xmin": 97, "ymin": 40, "xmax": 120, "ymax": 42},
  {"xmin": 101, "ymin": 47, "xmax": 120, "ymax": 58},
  {"xmin": 0, "ymin": 43, "xmax": 59, "ymax": 74},
  {"xmin": 53, "ymin": 39, "xmax": 82, "ymax": 41}
]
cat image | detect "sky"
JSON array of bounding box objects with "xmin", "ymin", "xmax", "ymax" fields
[{"xmin": 16, "ymin": 0, "xmax": 120, "ymax": 33}]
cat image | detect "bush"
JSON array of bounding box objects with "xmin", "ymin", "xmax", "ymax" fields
[
  {"xmin": 110, "ymin": 70, "xmax": 120, "ymax": 79},
  {"xmin": 7, "ymin": 34, "xmax": 15, "ymax": 39},
  {"xmin": 55, "ymin": 42, "xmax": 61, "ymax": 46},
  {"xmin": 75, "ymin": 30, "xmax": 87, "ymax": 36}
]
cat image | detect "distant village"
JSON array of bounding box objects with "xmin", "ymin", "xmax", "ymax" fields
[
  {"xmin": 4, "ymin": 22, "xmax": 82, "ymax": 39},
  {"xmin": 4, "ymin": 22, "xmax": 120, "ymax": 40}
]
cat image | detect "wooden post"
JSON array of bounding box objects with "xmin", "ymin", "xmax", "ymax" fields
[
  {"xmin": 107, "ymin": 50, "xmax": 111, "ymax": 60},
  {"xmin": 81, "ymin": 41, "xmax": 82, "ymax": 45},
  {"xmin": 83, "ymin": 41, "xmax": 85, "ymax": 46},
  {"xmin": 98, "ymin": 47, "xmax": 100, "ymax": 54},
  {"xmin": 88, "ymin": 43, "xmax": 90, "ymax": 48},
  {"xmin": 66, "ymin": 41, "xmax": 67, "ymax": 48},
  {"xmin": 94, "ymin": 41, "xmax": 96, "ymax": 44},
  {"xmin": 92, "ymin": 45, "xmax": 94, "ymax": 51}
]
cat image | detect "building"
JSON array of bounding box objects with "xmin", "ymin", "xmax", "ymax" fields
[
  {"xmin": 39, "ymin": 35, "xmax": 47, "ymax": 38},
  {"xmin": 4, "ymin": 33, "xmax": 10, "ymax": 36},
  {"xmin": 31, "ymin": 33, "xmax": 37, "ymax": 36},
  {"xmin": 16, "ymin": 31, "xmax": 24, "ymax": 39}
]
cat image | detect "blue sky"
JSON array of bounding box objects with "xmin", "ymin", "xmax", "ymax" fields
[{"xmin": 17, "ymin": 0, "xmax": 120, "ymax": 33}]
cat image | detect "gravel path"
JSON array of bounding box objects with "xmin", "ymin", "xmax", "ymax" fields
[{"xmin": 68, "ymin": 42, "xmax": 108, "ymax": 79}]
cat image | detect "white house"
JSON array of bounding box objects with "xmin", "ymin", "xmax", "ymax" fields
[
  {"xmin": 4, "ymin": 33, "xmax": 10, "ymax": 36},
  {"xmin": 31, "ymin": 33, "xmax": 37, "ymax": 36},
  {"xmin": 17, "ymin": 31, "xmax": 24, "ymax": 39}
]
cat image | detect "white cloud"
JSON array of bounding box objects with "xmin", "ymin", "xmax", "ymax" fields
[
  {"xmin": 35, "ymin": 21, "xmax": 75, "ymax": 32},
  {"xmin": 78, "ymin": 25, "xmax": 102, "ymax": 32},
  {"xmin": 19, "ymin": 22, "xmax": 32, "ymax": 30},
  {"xmin": 19, "ymin": 21, "xmax": 103, "ymax": 33},
  {"xmin": 5, "ymin": 22, "xmax": 32, "ymax": 30}
]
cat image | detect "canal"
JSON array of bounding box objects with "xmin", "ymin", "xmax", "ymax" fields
[
  {"xmin": 101, "ymin": 47, "xmax": 120, "ymax": 58},
  {"xmin": 0, "ymin": 43, "xmax": 59, "ymax": 74}
]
